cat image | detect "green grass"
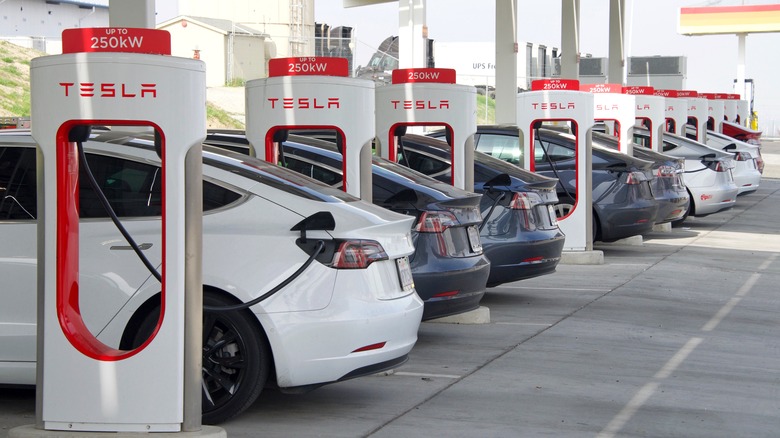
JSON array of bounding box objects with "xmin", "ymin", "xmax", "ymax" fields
[
  {"xmin": 477, "ymin": 93, "xmax": 496, "ymax": 125},
  {"xmin": 225, "ymin": 78, "xmax": 246, "ymax": 87},
  {"xmin": 2, "ymin": 57, "xmax": 14, "ymax": 63},
  {"xmin": 206, "ymin": 102, "xmax": 244, "ymax": 129},
  {"xmin": 0, "ymin": 89, "xmax": 30, "ymax": 116}
]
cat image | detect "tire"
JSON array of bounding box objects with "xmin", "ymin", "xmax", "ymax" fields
[
  {"xmin": 672, "ymin": 191, "xmax": 693, "ymax": 227},
  {"xmin": 130, "ymin": 291, "xmax": 270, "ymax": 425}
]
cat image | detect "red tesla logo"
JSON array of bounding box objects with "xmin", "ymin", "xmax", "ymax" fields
[
  {"xmin": 267, "ymin": 97, "xmax": 340, "ymax": 109},
  {"xmin": 390, "ymin": 100, "xmax": 450, "ymax": 110},
  {"xmin": 700, "ymin": 194, "xmax": 713, "ymax": 201},
  {"xmin": 59, "ymin": 82, "xmax": 157, "ymax": 98},
  {"xmin": 530, "ymin": 102, "xmax": 575, "ymax": 110}
]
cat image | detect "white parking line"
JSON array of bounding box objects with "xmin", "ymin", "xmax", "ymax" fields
[
  {"xmin": 497, "ymin": 286, "xmax": 613, "ymax": 292},
  {"xmin": 392, "ymin": 371, "xmax": 461, "ymax": 379}
]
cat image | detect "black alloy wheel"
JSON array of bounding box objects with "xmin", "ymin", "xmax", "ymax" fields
[
  {"xmin": 130, "ymin": 291, "xmax": 270, "ymax": 424},
  {"xmin": 201, "ymin": 293, "xmax": 270, "ymax": 424}
]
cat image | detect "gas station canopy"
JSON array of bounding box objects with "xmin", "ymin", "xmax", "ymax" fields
[{"xmin": 679, "ymin": 4, "xmax": 780, "ymax": 35}]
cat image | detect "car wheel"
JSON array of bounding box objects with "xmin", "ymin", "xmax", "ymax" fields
[
  {"xmin": 553, "ymin": 197, "xmax": 575, "ymax": 218},
  {"xmin": 201, "ymin": 293, "xmax": 270, "ymax": 424},
  {"xmin": 672, "ymin": 191, "xmax": 693, "ymax": 227},
  {"xmin": 130, "ymin": 292, "xmax": 270, "ymax": 425}
]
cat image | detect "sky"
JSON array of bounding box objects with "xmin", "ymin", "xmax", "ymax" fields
[{"xmin": 313, "ymin": 0, "xmax": 780, "ymax": 136}]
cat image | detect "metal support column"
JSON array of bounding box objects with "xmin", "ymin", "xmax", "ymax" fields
[
  {"xmin": 560, "ymin": 0, "xmax": 580, "ymax": 79},
  {"xmin": 495, "ymin": 0, "xmax": 518, "ymax": 124},
  {"xmin": 736, "ymin": 33, "xmax": 747, "ymax": 99},
  {"xmin": 109, "ymin": 0, "xmax": 154, "ymax": 28},
  {"xmin": 398, "ymin": 0, "xmax": 427, "ymax": 68},
  {"xmin": 608, "ymin": 0, "xmax": 625, "ymax": 84}
]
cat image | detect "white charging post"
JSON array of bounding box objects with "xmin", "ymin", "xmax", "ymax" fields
[
  {"xmin": 701, "ymin": 92, "xmax": 727, "ymax": 133},
  {"xmin": 30, "ymin": 28, "xmax": 205, "ymax": 432},
  {"xmin": 682, "ymin": 90, "xmax": 709, "ymax": 142},
  {"xmin": 246, "ymin": 57, "xmax": 375, "ymax": 200},
  {"xmin": 736, "ymin": 96, "xmax": 750, "ymax": 126},
  {"xmin": 517, "ymin": 79, "xmax": 594, "ymax": 253},
  {"xmin": 581, "ymin": 83, "xmax": 635, "ymax": 155},
  {"xmin": 655, "ymin": 89, "xmax": 689, "ymax": 136},
  {"xmin": 623, "ymin": 86, "xmax": 665, "ymax": 153},
  {"xmin": 375, "ymin": 68, "xmax": 476, "ymax": 191},
  {"xmin": 723, "ymin": 94, "xmax": 739, "ymax": 122}
]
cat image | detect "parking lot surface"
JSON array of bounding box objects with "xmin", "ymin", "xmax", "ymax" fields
[{"xmin": 3, "ymin": 142, "xmax": 780, "ymax": 438}]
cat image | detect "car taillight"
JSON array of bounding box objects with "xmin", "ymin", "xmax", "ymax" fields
[
  {"xmin": 711, "ymin": 161, "xmax": 729, "ymax": 172},
  {"xmin": 509, "ymin": 192, "xmax": 532, "ymax": 210},
  {"xmin": 416, "ymin": 211, "xmax": 458, "ymax": 233},
  {"xmin": 733, "ymin": 151, "xmax": 751, "ymax": 161},
  {"xmin": 656, "ymin": 165, "xmax": 676, "ymax": 178},
  {"xmin": 625, "ymin": 171, "xmax": 645, "ymax": 184},
  {"xmin": 331, "ymin": 240, "xmax": 388, "ymax": 269}
]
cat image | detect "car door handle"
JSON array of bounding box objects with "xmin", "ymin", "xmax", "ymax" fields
[{"xmin": 110, "ymin": 243, "xmax": 153, "ymax": 250}]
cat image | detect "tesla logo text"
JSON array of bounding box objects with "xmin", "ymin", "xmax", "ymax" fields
[
  {"xmin": 636, "ymin": 104, "xmax": 650, "ymax": 110},
  {"xmin": 59, "ymin": 82, "xmax": 157, "ymax": 98},
  {"xmin": 666, "ymin": 106, "xmax": 675, "ymax": 111},
  {"xmin": 700, "ymin": 194, "xmax": 713, "ymax": 201},
  {"xmin": 690, "ymin": 106, "xmax": 697, "ymax": 111},
  {"xmin": 391, "ymin": 100, "xmax": 450, "ymax": 110},
  {"xmin": 596, "ymin": 104, "xmax": 620, "ymax": 111},
  {"xmin": 267, "ymin": 97, "xmax": 340, "ymax": 109},
  {"xmin": 531, "ymin": 102, "xmax": 575, "ymax": 110}
]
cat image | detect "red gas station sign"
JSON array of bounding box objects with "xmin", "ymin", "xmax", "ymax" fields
[
  {"xmin": 531, "ymin": 79, "xmax": 580, "ymax": 91},
  {"xmin": 62, "ymin": 28, "xmax": 171, "ymax": 55},
  {"xmin": 391, "ymin": 68, "xmax": 457, "ymax": 84},
  {"xmin": 269, "ymin": 57, "xmax": 349, "ymax": 77}
]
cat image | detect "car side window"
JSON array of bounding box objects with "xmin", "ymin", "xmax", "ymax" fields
[
  {"xmin": 535, "ymin": 139, "xmax": 574, "ymax": 163},
  {"xmin": 476, "ymin": 134, "xmax": 522, "ymax": 165},
  {"xmin": 0, "ymin": 147, "xmax": 37, "ymax": 220},
  {"xmin": 399, "ymin": 149, "xmax": 450, "ymax": 176},
  {"xmin": 283, "ymin": 156, "xmax": 343, "ymax": 188}
]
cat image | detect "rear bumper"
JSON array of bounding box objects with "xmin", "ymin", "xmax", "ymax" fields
[
  {"xmin": 691, "ymin": 185, "xmax": 738, "ymax": 216},
  {"xmin": 482, "ymin": 231, "xmax": 565, "ymax": 286},
  {"xmin": 412, "ymin": 254, "xmax": 491, "ymax": 321},
  {"xmin": 597, "ymin": 199, "xmax": 658, "ymax": 242},
  {"xmin": 654, "ymin": 193, "xmax": 690, "ymax": 224}
]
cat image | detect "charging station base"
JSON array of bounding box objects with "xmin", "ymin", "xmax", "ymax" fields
[
  {"xmin": 9, "ymin": 425, "xmax": 226, "ymax": 437},
  {"xmin": 426, "ymin": 306, "xmax": 491, "ymax": 324},
  {"xmin": 560, "ymin": 250, "xmax": 605, "ymax": 265}
]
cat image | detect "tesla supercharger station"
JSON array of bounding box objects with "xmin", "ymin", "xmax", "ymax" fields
[
  {"xmin": 623, "ymin": 86, "xmax": 665, "ymax": 153},
  {"xmin": 683, "ymin": 91, "xmax": 709, "ymax": 142},
  {"xmin": 518, "ymin": 79, "xmax": 594, "ymax": 252},
  {"xmin": 702, "ymin": 93, "xmax": 726, "ymax": 133},
  {"xmin": 581, "ymin": 83, "xmax": 635, "ymax": 155},
  {"xmin": 723, "ymin": 94, "xmax": 739, "ymax": 122},
  {"xmin": 655, "ymin": 89, "xmax": 689, "ymax": 135},
  {"xmin": 30, "ymin": 28, "xmax": 205, "ymax": 432},
  {"xmin": 246, "ymin": 57, "xmax": 374, "ymax": 200},
  {"xmin": 375, "ymin": 68, "xmax": 475, "ymax": 191}
]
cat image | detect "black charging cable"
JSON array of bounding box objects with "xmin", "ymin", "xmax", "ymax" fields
[
  {"xmin": 479, "ymin": 190, "xmax": 506, "ymax": 232},
  {"xmin": 75, "ymin": 132, "xmax": 326, "ymax": 313},
  {"xmin": 76, "ymin": 140, "xmax": 163, "ymax": 283}
]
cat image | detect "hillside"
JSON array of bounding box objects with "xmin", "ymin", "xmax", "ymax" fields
[{"xmin": 0, "ymin": 40, "xmax": 243, "ymax": 129}]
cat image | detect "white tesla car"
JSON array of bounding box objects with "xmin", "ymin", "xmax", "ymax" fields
[
  {"xmin": 696, "ymin": 128, "xmax": 762, "ymax": 194},
  {"xmin": 633, "ymin": 128, "xmax": 738, "ymax": 220},
  {"xmin": 0, "ymin": 129, "xmax": 423, "ymax": 424}
]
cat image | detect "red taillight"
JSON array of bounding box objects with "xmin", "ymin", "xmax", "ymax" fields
[
  {"xmin": 733, "ymin": 151, "xmax": 751, "ymax": 161},
  {"xmin": 432, "ymin": 290, "xmax": 460, "ymax": 298},
  {"xmin": 656, "ymin": 165, "xmax": 676, "ymax": 178},
  {"xmin": 509, "ymin": 192, "xmax": 532, "ymax": 210},
  {"xmin": 331, "ymin": 240, "xmax": 388, "ymax": 269},
  {"xmin": 713, "ymin": 161, "xmax": 728, "ymax": 172},
  {"xmin": 625, "ymin": 171, "xmax": 645, "ymax": 184},
  {"xmin": 416, "ymin": 211, "xmax": 458, "ymax": 233}
]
